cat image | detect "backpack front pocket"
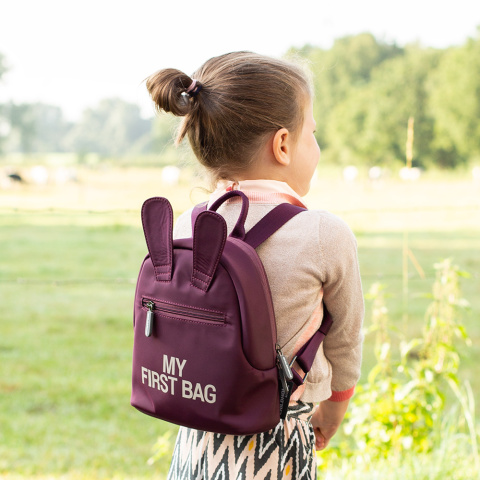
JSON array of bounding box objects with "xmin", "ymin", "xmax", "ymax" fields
[{"xmin": 141, "ymin": 297, "xmax": 226, "ymax": 336}]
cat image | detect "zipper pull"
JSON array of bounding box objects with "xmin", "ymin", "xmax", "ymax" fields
[
  {"xmin": 276, "ymin": 344, "xmax": 293, "ymax": 381},
  {"xmin": 277, "ymin": 362, "xmax": 289, "ymax": 394},
  {"xmin": 276, "ymin": 344, "xmax": 294, "ymax": 419},
  {"xmin": 145, "ymin": 301, "xmax": 155, "ymax": 337}
]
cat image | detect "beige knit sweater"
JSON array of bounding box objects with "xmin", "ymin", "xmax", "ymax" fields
[{"xmin": 173, "ymin": 181, "xmax": 364, "ymax": 403}]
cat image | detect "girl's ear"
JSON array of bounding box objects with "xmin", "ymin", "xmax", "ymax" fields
[{"xmin": 272, "ymin": 128, "xmax": 293, "ymax": 167}]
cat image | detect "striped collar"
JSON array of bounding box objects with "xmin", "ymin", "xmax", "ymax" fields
[{"xmin": 209, "ymin": 180, "xmax": 307, "ymax": 208}]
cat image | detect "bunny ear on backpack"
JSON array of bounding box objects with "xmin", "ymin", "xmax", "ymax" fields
[
  {"xmin": 141, "ymin": 197, "xmax": 173, "ymax": 282},
  {"xmin": 191, "ymin": 211, "xmax": 227, "ymax": 292}
]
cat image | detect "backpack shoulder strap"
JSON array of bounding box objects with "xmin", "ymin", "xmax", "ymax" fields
[
  {"xmin": 191, "ymin": 201, "xmax": 305, "ymax": 248},
  {"xmin": 290, "ymin": 309, "xmax": 334, "ymax": 392},
  {"xmin": 191, "ymin": 198, "xmax": 328, "ymax": 390},
  {"xmin": 243, "ymin": 203, "xmax": 306, "ymax": 249}
]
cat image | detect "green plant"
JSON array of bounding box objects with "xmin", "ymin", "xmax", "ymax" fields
[{"xmin": 319, "ymin": 259, "xmax": 475, "ymax": 471}]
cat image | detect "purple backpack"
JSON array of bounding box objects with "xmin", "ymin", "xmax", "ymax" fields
[{"xmin": 131, "ymin": 191, "xmax": 332, "ymax": 435}]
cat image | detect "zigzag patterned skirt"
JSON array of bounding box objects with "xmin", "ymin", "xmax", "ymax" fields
[{"xmin": 167, "ymin": 402, "xmax": 317, "ymax": 480}]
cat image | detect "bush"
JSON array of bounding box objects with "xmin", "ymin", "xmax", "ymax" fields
[{"xmin": 318, "ymin": 259, "xmax": 479, "ymax": 476}]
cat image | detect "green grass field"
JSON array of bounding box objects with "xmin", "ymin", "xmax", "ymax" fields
[{"xmin": 1, "ymin": 166, "xmax": 479, "ymax": 478}]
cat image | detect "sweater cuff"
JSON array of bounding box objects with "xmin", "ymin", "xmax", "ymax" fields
[{"xmin": 328, "ymin": 385, "xmax": 355, "ymax": 402}]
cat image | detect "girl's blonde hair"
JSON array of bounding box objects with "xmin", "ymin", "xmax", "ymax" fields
[{"xmin": 146, "ymin": 51, "xmax": 311, "ymax": 182}]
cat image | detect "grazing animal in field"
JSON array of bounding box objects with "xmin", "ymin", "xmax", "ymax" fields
[{"xmin": 7, "ymin": 172, "xmax": 24, "ymax": 183}]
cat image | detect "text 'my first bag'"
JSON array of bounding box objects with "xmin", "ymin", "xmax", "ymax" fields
[{"xmin": 131, "ymin": 190, "xmax": 332, "ymax": 435}]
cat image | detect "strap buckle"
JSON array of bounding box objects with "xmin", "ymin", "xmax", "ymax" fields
[{"xmin": 289, "ymin": 356, "xmax": 309, "ymax": 385}]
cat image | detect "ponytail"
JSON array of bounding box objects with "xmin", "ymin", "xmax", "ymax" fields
[{"xmin": 146, "ymin": 68, "xmax": 199, "ymax": 117}]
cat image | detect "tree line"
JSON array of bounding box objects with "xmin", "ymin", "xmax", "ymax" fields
[
  {"xmin": 290, "ymin": 29, "xmax": 480, "ymax": 168},
  {"xmin": 1, "ymin": 29, "xmax": 479, "ymax": 168}
]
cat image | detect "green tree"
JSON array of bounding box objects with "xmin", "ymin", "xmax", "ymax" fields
[
  {"xmin": 428, "ymin": 28, "xmax": 480, "ymax": 166},
  {"xmin": 0, "ymin": 52, "xmax": 7, "ymax": 78},
  {"xmin": 8, "ymin": 102, "xmax": 37, "ymax": 153},
  {"xmin": 0, "ymin": 52, "xmax": 9, "ymax": 153},
  {"xmin": 291, "ymin": 34, "xmax": 403, "ymax": 149},
  {"xmin": 292, "ymin": 32, "xmax": 480, "ymax": 169},
  {"xmin": 5, "ymin": 102, "xmax": 72, "ymax": 153},
  {"xmin": 64, "ymin": 98, "xmax": 152, "ymax": 156},
  {"xmin": 325, "ymin": 45, "xmax": 441, "ymax": 167}
]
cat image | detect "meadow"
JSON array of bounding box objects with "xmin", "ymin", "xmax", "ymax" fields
[{"xmin": 1, "ymin": 165, "xmax": 479, "ymax": 479}]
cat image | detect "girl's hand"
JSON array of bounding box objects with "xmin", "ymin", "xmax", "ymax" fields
[{"xmin": 311, "ymin": 398, "xmax": 350, "ymax": 450}]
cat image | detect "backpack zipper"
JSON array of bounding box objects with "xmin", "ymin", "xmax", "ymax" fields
[
  {"xmin": 276, "ymin": 344, "xmax": 293, "ymax": 377},
  {"xmin": 144, "ymin": 301, "xmax": 154, "ymax": 337},
  {"xmin": 142, "ymin": 298, "xmax": 225, "ymax": 337},
  {"xmin": 276, "ymin": 344, "xmax": 293, "ymax": 395}
]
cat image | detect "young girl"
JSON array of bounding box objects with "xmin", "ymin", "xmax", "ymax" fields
[{"xmin": 145, "ymin": 51, "xmax": 364, "ymax": 480}]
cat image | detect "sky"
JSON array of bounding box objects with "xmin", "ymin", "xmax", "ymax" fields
[{"xmin": 1, "ymin": 0, "xmax": 479, "ymax": 121}]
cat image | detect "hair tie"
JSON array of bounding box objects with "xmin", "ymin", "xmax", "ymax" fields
[{"xmin": 185, "ymin": 79, "xmax": 202, "ymax": 97}]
